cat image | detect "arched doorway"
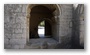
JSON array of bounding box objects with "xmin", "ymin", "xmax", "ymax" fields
[
  {"xmin": 38, "ymin": 19, "xmax": 53, "ymax": 38},
  {"xmin": 38, "ymin": 21, "xmax": 45, "ymax": 38},
  {"xmin": 30, "ymin": 5, "xmax": 53, "ymax": 38},
  {"xmin": 26, "ymin": 4, "xmax": 60, "ymax": 43}
]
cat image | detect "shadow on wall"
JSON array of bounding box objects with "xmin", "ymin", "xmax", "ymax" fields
[{"xmin": 71, "ymin": 4, "xmax": 84, "ymax": 49}]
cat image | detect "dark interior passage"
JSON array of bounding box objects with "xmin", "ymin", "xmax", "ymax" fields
[
  {"xmin": 29, "ymin": 5, "xmax": 54, "ymax": 39},
  {"xmin": 45, "ymin": 21, "xmax": 52, "ymax": 38}
]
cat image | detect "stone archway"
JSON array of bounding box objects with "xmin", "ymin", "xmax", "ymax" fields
[{"xmin": 26, "ymin": 4, "xmax": 61, "ymax": 43}]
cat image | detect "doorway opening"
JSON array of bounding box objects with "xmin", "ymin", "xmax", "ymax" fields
[
  {"xmin": 38, "ymin": 21, "xmax": 45, "ymax": 38},
  {"xmin": 29, "ymin": 5, "xmax": 53, "ymax": 39},
  {"xmin": 27, "ymin": 4, "xmax": 60, "ymax": 42},
  {"xmin": 38, "ymin": 20, "xmax": 52, "ymax": 38}
]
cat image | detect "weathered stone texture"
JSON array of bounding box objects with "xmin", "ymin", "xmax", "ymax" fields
[
  {"xmin": 58, "ymin": 4, "xmax": 73, "ymax": 48},
  {"xmin": 72, "ymin": 4, "xmax": 84, "ymax": 48},
  {"xmin": 4, "ymin": 4, "xmax": 84, "ymax": 49},
  {"xmin": 4, "ymin": 4, "xmax": 27, "ymax": 49}
]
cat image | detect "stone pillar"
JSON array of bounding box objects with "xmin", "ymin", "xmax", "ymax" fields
[
  {"xmin": 72, "ymin": 4, "xmax": 84, "ymax": 48},
  {"xmin": 58, "ymin": 4, "xmax": 73, "ymax": 48}
]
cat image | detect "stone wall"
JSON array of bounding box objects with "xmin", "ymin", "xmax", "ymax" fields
[
  {"xmin": 72, "ymin": 4, "xmax": 84, "ymax": 48},
  {"xmin": 4, "ymin": 4, "xmax": 84, "ymax": 49},
  {"xmin": 58, "ymin": 4, "xmax": 73, "ymax": 48},
  {"xmin": 4, "ymin": 4, "xmax": 27, "ymax": 49},
  {"xmin": 79, "ymin": 5, "xmax": 84, "ymax": 47}
]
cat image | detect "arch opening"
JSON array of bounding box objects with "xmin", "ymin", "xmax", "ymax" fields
[
  {"xmin": 38, "ymin": 21, "xmax": 45, "ymax": 38},
  {"xmin": 29, "ymin": 5, "xmax": 54, "ymax": 39},
  {"xmin": 38, "ymin": 20, "xmax": 52, "ymax": 38},
  {"xmin": 27, "ymin": 4, "xmax": 60, "ymax": 42}
]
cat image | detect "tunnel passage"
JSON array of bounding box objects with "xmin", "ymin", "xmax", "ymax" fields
[{"xmin": 29, "ymin": 5, "xmax": 55, "ymax": 39}]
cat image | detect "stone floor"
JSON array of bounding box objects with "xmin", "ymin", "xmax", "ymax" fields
[
  {"xmin": 25, "ymin": 26, "xmax": 59, "ymax": 49},
  {"xmin": 26, "ymin": 38, "xmax": 59, "ymax": 49}
]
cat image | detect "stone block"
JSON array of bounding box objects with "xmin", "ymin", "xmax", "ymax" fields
[
  {"xmin": 10, "ymin": 39, "xmax": 26, "ymax": 45},
  {"xmin": 16, "ymin": 13, "xmax": 26, "ymax": 18},
  {"xmin": 22, "ymin": 4, "xmax": 27, "ymax": 12},
  {"xmin": 19, "ymin": 45, "xmax": 25, "ymax": 49},
  {"xmin": 12, "ymin": 34, "xmax": 22, "ymax": 39},
  {"xmin": 9, "ymin": 16, "xmax": 16, "ymax": 24},
  {"xmin": 41, "ymin": 41, "xmax": 48, "ymax": 49},
  {"xmin": 13, "ymin": 4, "xmax": 22, "ymax": 12},
  {"xmin": 4, "ymin": 44, "xmax": 12, "ymax": 49},
  {"xmin": 4, "ymin": 39, "xmax": 9, "ymax": 44},
  {"xmin": 4, "ymin": 4, "xmax": 13, "ymax": 12},
  {"xmin": 4, "ymin": 34, "xmax": 12, "ymax": 39},
  {"xmin": 13, "ymin": 45, "xmax": 20, "ymax": 49},
  {"xmin": 69, "ymin": 21, "xmax": 72, "ymax": 28},
  {"xmin": 4, "ymin": 16, "xmax": 10, "ymax": 23},
  {"xmin": 12, "ymin": 23, "xmax": 21, "ymax": 28},
  {"xmin": 62, "ymin": 4, "xmax": 73, "ymax": 7},
  {"xmin": 80, "ymin": 32, "xmax": 84, "ymax": 47},
  {"xmin": 20, "ymin": 23, "xmax": 26, "ymax": 28},
  {"xmin": 4, "ymin": 23, "xmax": 13, "ymax": 28},
  {"xmin": 48, "ymin": 43, "xmax": 57, "ymax": 49},
  {"xmin": 80, "ymin": 21, "xmax": 84, "ymax": 25},
  {"xmin": 21, "ymin": 34, "xmax": 26, "ymax": 39},
  {"xmin": 4, "ymin": 28, "xmax": 14, "ymax": 34},
  {"xmin": 80, "ymin": 25, "xmax": 84, "ymax": 32},
  {"xmin": 4, "ymin": 13, "xmax": 16, "ymax": 23},
  {"xmin": 16, "ymin": 16, "xmax": 25, "ymax": 24},
  {"xmin": 14, "ymin": 28, "xmax": 22, "ymax": 34},
  {"xmin": 29, "ymin": 44, "xmax": 41, "ymax": 49},
  {"xmin": 80, "ymin": 16, "xmax": 84, "ymax": 21}
]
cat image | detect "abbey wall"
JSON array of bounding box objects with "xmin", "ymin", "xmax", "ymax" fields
[{"xmin": 4, "ymin": 4, "xmax": 84, "ymax": 49}]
